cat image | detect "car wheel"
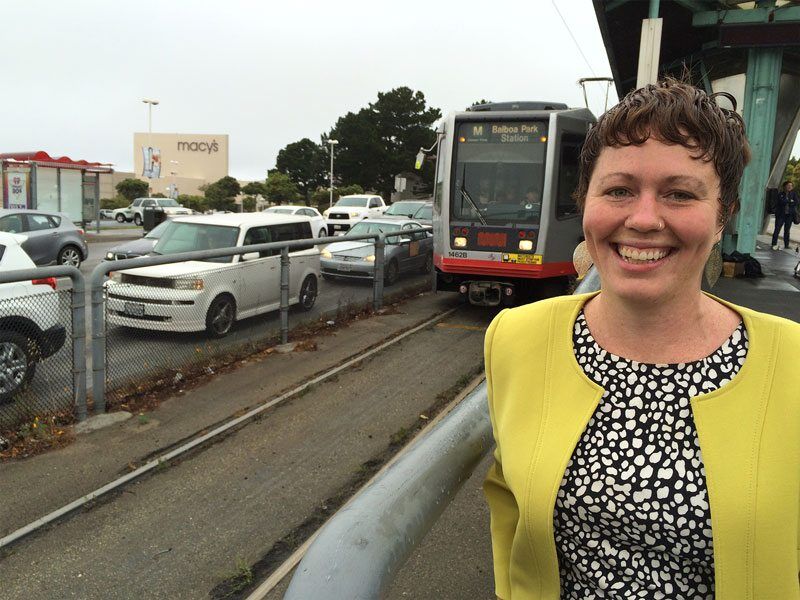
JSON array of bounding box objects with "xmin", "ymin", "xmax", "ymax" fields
[
  {"xmin": 115, "ymin": 214, "xmax": 126, "ymax": 223},
  {"xmin": 299, "ymin": 275, "xmax": 318, "ymax": 311},
  {"xmin": 318, "ymin": 228, "xmax": 327, "ymax": 239},
  {"xmin": 0, "ymin": 331, "xmax": 36, "ymax": 404},
  {"xmin": 420, "ymin": 253, "xmax": 433, "ymax": 274},
  {"xmin": 58, "ymin": 245, "xmax": 82, "ymax": 268},
  {"xmin": 384, "ymin": 259, "xmax": 399, "ymax": 286},
  {"xmin": 133, "ymin": 214, "xmax": 142, "ymax": 226},
  {"xmin": 205, "ymin": 295, "xmax": 236, "ymax": 338}
]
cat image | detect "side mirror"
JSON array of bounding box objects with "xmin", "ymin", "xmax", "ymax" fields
[{"xmin": 241, "ymin": 252, "xmax": 259, "ymax": 261}]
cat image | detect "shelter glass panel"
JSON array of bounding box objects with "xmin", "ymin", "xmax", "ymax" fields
[
  {"xmin": 35, "ymin": 167, "xmax": 59, "ymax": 213},
  {"xmin": 60, "ymin": 169, "xmax": 83, "ymax": 222}
]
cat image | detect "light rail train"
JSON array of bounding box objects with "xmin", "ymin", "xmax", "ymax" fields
[{"xmin": 430, "ymin": 101, "xmax": 595, "ymax": 306}]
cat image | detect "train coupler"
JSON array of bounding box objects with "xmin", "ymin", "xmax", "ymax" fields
[{"xmin": 459, "ymin": 281, "xmax": 514, "ymax": 307}]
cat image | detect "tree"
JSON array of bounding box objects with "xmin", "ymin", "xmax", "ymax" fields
[
  {"xmin": 275, "ymin": 138, "xmax": 327, "ymax": 204},
  {"xmin": 265, "ymin": 170, "xmax": 301, "ymax": 204},
  {"xmin": 241, "ymin": 181, "xmax": 267, "ymax": 197},
  {"xmin": 469, "ymin": 99, "xmax": 492, "ymax": 108},
  {"xmin": 328, "ymin": 87, "xmax": 441, "ymax": 196},
  {"xmin": 177, "ymin": 194, "xmax": 207, "ymax": 213},
  {"xmin": 100, "ymin": 197, "xmax": 129, "ymax": 210},
  {"xmin": 782, "ymin": 157, "xmax": 799, "ymax": 188},
  {"xmin": 242, "ymin": 196, "xmax": 257, "ymax": 212},
  {"xmin": 115, "ymin": 178, "xmax": 149, "ymax": 202},
  {"xmin": 205, "ymin": 176, "xmax": 241, "ymax": 211}
]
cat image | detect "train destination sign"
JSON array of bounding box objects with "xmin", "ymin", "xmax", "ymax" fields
[{"xmin": 459, "ymin": 122, "xmax": 545, "ymax": 144}]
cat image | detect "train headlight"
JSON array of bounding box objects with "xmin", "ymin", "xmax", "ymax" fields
[
  {"xmin": 453, "ymin": 237, "xmax": 467, "ymax": 248},
  {"xmin": 519, "ymin": 240, "xmax": 533, "ymax": 251}
]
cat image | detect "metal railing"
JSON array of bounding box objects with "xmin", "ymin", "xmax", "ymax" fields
[
  {"xmin": 88, "ymin": 228, "xmax": 431, "ymax": 414},
  {"xmin": 0, "ymin": 266, "xmax": 86, "ymax": 426},
  {"xmin": 282, "ymin": 269, "xmax": 601, "ymax": 599}
]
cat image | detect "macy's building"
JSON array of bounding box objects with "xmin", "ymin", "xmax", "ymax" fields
[{"xmin": 109, "ymin": 132, "xmax": 230, "ymax": 198}]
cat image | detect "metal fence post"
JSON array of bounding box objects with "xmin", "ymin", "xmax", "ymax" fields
[
  {"xmin": 90, "ymin": 272, "xmax": 107, "ymax": 414},
  {"xmin": 280, "ymin": 247, "xmax": 290, "ymax": 345},
  {"xmin": 373, "ymin": 234, "xmax": 385, "ymax": 312},
  {"xmin": 71, "ymin": 272, "xmax": 87, "ymax": 422}
]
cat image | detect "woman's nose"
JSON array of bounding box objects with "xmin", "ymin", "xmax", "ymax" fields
[{"xmin": 624, "ymin": 193, "xmax": 663, "ymax": 232}]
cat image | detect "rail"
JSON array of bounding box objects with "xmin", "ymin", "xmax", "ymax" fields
[{"xmin": 281, "ymin": 268, "xmax": 601, "ymax": 599}]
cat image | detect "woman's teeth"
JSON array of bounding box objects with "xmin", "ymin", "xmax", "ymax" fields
[{"xmin": 617, "ymin": 245, "xmax": 669, "ymax": 263}]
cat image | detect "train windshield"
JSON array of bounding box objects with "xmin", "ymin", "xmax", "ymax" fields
[{"xmin": 451, "ymin": 120, "xmax": 547, "ymax": 224}]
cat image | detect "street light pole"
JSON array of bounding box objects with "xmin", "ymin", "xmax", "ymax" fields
[
  {"xmin": 142, "ymin": 99, "xmax": 159, "ymax": 192},
  {"xmin": 328, "ymin": 139, "xmax": 339, "ymax": 208}
]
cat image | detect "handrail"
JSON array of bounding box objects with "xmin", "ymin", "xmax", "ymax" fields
[{"xmin": 281, "ymin": 268, "xmax": 600, "ymax": 599}]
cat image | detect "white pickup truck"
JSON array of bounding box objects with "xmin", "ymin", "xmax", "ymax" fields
[{"xmin": 323, "ymin": 195, "xmax": 387, "ymax": 235}]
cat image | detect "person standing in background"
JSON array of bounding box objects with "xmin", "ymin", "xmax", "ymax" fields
[{"xmin": 771, "ymin": 180, "xmax": 798, "ymax": 250}]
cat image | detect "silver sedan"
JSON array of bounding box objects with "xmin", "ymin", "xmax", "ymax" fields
[{"xmin": 320, "ymin": 218, "xmax": 432, "ymax": 286}]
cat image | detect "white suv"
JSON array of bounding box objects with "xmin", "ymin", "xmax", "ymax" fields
[
  {"xmin": 106, "ymin": 213, "xmax": 321, "ymax": 337},
  {"xmin": 323, "ymin": 195, "xmax": 387, "ymax": 235},
  {"xmin": 0, "ymin": 232, "xmax": 66, "ymax": 402},
  {"xmin": 113, "ymin": 198, "xmax": 192, "ymax": 225}
]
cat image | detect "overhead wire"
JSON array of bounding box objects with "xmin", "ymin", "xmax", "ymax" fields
[{"xmin": 550, "ymin": 0, "xmax": 597, "ymax": 77}]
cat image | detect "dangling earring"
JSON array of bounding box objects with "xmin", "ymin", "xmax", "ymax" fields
[{"xmin": 704, "ymin": 241, "xmax": 723, "ymax": 288}]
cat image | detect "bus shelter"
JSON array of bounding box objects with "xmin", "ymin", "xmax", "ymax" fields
[{"xmin": 0, "ymin": 151, "xmax": 113, "ymax": 224}]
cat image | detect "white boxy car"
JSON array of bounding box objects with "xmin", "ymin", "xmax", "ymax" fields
[
  {"xmin": 323, "ymin": 194, "xmax": 387, "ymax": 235},
  {"xmin": 0, "ymin": 232, "xmax": 66, "ymax": 401},
  {"xmin": 113, "ymin": 198, "xmax": 193, "ymax": 225},
  {"xmin": 106, "ymin": 213, "xmax": 321, "ymax": 337}
]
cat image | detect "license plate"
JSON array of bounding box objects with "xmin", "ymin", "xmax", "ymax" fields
[
  {"xmin": 124, "ymin": 302, "xmax": 145, "ymax": 317},
  {"xmin": 338, "ymin": 263, "xmax": 352, "ymax": 272},
  {"xmin": 333, "ymin": 225, "xmax": 346, "ymax": 230},
  {"xmin": 501, "ymin": 253, "xmax": 542, "ymax": 265}
]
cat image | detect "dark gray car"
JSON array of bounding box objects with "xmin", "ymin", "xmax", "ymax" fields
[
  {"xmin": 103, "ymin": 218, "xmax": 171, "ymax": 260},
  {"xmin": 320, "ymin": 218, "xmax": 432, "ymax": 285},
  {"xmin": 0, "ymin": 209, "xmax": 89, "ymax": 267}
]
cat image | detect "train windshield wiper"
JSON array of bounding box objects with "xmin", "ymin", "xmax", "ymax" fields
[{"xmin": 460, "ymin": 185, "xmax": 487, "ymax": 226}]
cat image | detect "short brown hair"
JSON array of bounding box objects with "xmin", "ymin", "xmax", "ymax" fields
[{"xmin": 573, "ymin": 78, "xmax": 751, "ymax": 225}]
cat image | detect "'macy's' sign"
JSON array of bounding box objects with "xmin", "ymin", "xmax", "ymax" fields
[{"xmin": 177, "ymin": 140, "xmax": 220, "ymax": 154}]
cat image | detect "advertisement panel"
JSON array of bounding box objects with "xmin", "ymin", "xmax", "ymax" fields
[
  {"xmin": 142, "ymin": 146, "xmax": 162, "ymax": 178},
  {"xmin": 4, "ymin": 169, "xmax": 29, "ymax": 209}
]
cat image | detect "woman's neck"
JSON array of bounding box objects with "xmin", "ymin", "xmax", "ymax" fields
[{"xmin": 582, "ymin": 290, "xmax": 740, "ymax": 364}]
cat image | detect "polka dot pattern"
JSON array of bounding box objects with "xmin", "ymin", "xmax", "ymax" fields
[{"xmin": 554, "ymin": 311, "xmax": 748, "ymax": 599}]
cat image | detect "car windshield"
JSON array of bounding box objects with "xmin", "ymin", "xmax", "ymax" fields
[
  {"xmin": 413, "ymin": 204, "xmax": 432, "ymax": 220},
  {"xmin": 152, "ymin": 222, "xmax": 240, "ymax": 263},
  {"xmin": 384, "ymin": 201, "xmax": 424, "ymax": 216},
  {"xmin": 265, "ymin": 208, "xmax": 294, "ymax": 214},
  {"xmin": 144, "ymin": 219, "xmax": 172, "ymax": 239},
  {"xmin": 157, "ymin": 199, "xmax": 180, "ymax": 207},
  {"xmin": 334, "ymin": 197, "xmax": 368, "ymax": 207},
  {"xmin": 346, "ymin": 221, "xmax": 403, "ymax": 243}
]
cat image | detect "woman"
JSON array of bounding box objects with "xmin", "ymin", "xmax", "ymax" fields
[
  {"xmin": 483, "ymin": 79, "xmax": 800, "ymax": 599},
  {"xmin": 771, "ymin": 180, "xmax": 799, "ymax": 250}
]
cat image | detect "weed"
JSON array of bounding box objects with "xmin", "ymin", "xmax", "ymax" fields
[{"xmin": 137, "ymin": 414, "xmax": 149, "ymax": 425}]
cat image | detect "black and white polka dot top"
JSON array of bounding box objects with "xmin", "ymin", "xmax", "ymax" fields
[{"xmin": 554, "ymin": 310, "xmax": 748, "ymax": 599}]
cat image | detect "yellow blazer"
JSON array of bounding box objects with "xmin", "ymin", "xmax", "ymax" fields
[{"xmin": 483, "ymin": 292, "xmax": 800, "ymax": 600}]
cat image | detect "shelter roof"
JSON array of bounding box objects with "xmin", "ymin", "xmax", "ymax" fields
[{"xmin": 0, "ymin": 151, "xmax": 113, "ymax": 171}]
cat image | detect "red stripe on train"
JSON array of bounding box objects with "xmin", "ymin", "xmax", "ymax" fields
[{"xmin": 434, "ymin": 254, "xmax": 576, "ymax": 279}]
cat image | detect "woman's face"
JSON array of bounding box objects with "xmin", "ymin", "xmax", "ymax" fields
[{"xmin": 582, "ymin": 137, "xmax": 722, "ymax": 307}]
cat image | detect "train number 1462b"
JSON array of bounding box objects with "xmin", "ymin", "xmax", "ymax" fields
[{"xmin": 448, "ymin": 251, "xmax": 468, "ymax": 258}]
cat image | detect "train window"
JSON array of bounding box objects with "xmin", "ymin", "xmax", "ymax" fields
[{"xmin": 556, "ymin": 133, "xmax": 583, "ymax": 219}]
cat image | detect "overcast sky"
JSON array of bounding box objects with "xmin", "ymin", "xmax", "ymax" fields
[{"xmin": 2, "ymin": 0, "xmax": 796, "ymax": 182}]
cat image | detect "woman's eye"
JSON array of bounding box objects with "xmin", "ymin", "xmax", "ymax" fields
[
  {"xmin": 666, "ymin": 191, "xmax": 694, "ymax": 201},
  {"xmin": 606, "ymin": 188, "xmax": 631, "ymax": 198}
]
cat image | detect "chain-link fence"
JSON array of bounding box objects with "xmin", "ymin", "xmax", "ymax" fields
[
  {"xmin": 103, "ymin": 253, "xmax": 318, "ymax": 408},
  {"xmin": 0, "ymin": 286, "xmax": 74, "ymax": 430}
]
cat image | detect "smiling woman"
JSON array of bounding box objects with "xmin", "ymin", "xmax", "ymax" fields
[{"xmin": 482, "ymin": 79, "xmax": 800, "ymax": 600}]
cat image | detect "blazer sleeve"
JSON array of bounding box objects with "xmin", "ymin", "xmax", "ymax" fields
[{"xmin": 482, "ymin": 309, "xmax": 518, "ymax": 600}]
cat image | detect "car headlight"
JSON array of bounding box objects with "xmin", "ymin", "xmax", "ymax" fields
[
  {"xmin": 323, "ymin": 210, "xmax": 330, "ymax": 218},
  {"xmin": 105, "ymin": 252, "xmax": 115, "ymax": 260},
  {"xmin": 110, "ymin": 272, "xmax": 121, "ymax": 282},
  {"xmin": 173, "ymin": 278, "xmax": 204, "ymax": 290},
  {"xmin": 453, "ymin": 237, "xmax": 467, "ymax": 248},
  {"xmin": 321, "ymin": 249, "xmax": 333, "ymax": 259},
  {"xmin": 519, "ymin": 239, "xmax": 533, "ymax": 251},
  {"xmin": 365, "ymin": 255, "xmax": 375, "ymax": 263},
  {"xmin": 350, "ymin": 211, "xmax": 361, "ymax": 218}
]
